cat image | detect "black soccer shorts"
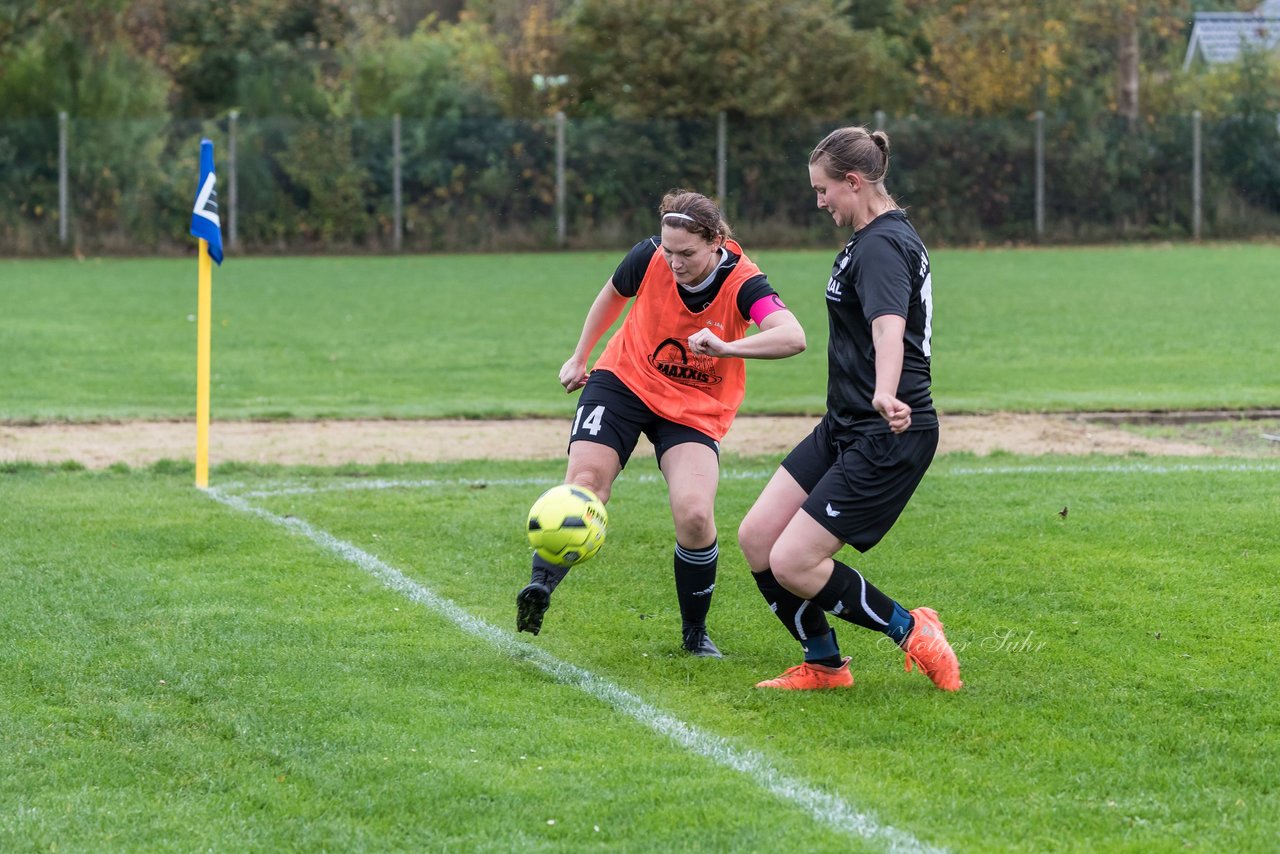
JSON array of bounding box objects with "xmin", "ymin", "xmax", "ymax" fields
[
  {"xmin": 781, "ymin": 415, "xmax": 938, "ymax": 552},
  {"xmin": 568, "ymin": 370, "xmax": 719, "ymax": 468}
]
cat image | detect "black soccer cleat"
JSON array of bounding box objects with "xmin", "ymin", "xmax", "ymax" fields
[
  {"xmin": 681, "ymin": 626, "xmax": 722, "ymax": 658},
  {"xmin": 516, "ymin": 582, "xmax": 551, "ymax": 635}
]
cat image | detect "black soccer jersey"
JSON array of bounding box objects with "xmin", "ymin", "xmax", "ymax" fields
[
  {"xmin": 823, "ymin": 210, "xmax": 937, "ymax": 437},
  {"xmin": 611, "ymin": 237, "xmax": 777, "ymax": 318}
]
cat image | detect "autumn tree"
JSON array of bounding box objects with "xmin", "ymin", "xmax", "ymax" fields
[
  {"xmin": 559, "ymin": 0, "xmax": 913, "ymax": 119},
  {"xmin": 342, "ymin": 12, "xmax": 504, "ymax": 118},
  {"xmin": 906, "ymin": 0, "xmax": 1189, "ymax": 121},
  {"xmin": 1072, "ymin": 0, "xmax": 1188, "ymax": 126},
  {"xmin": 158, "ymin": 0, "xmax": 350, "ymax": 118},
  {"xmin": 0, "ymin": 0, "xmax": 168, "ymax": 118}
]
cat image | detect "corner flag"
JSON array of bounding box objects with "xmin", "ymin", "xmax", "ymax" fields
[
  {"xmin": 190, "ymin": 139, "xmax": 222, "ymax": 489},
  {"xmin": 190, "ymin": 139, "xmax": 223, "ymax": 264}
]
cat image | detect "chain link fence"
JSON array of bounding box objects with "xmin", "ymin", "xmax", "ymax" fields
[{"xmin": 3, "ymin": 112, "xmax": 1279, "ymax": 256}]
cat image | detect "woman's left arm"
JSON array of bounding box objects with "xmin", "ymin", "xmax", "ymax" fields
[
  {"xmin": 870, "ymin": 313, "xmax": 911, "ymax": 432},
  {"xmin": 687, "ymin": 310, "xmax": 806, "ymax": 360}
]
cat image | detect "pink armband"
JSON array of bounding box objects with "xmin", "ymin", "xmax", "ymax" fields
[{"xmin": 749, "ymin": 294, "xmax": 787, "ymax": 326}]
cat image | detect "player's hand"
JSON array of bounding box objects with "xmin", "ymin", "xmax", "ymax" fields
[
  {"xmin": 687, "ymin": 328, "xmax": 730, "ymax": 358},
  {"xmin": 873, "ymin": 393, "xmax": 912, "ymax": 433},
  {"xmin": 559, "ymin": 356, "xmax": 589, "ymax": 392}
]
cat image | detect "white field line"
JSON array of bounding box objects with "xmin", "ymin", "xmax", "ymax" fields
[
  {"xmin": 946, "ymin": 461, "xmax": 1280, "ymax": 476},
  {"xmin": 206, "ymin": 486, "xmax": 942, "ymax": 854},
  {"xmin": 221, "ymin": 460, "xmax": 1280, "ymax": 498},
  {"xmin": 229, "ymin": 476, "xmax": 562, "ymax": 498},
  {"xmin": 227, "ymin": 470, "xmax": 763, "ymax": 499}
]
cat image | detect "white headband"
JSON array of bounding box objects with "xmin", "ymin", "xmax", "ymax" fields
[{"xmin": 661, "ymin": 212, "xmax": 699, "ymax": 225}]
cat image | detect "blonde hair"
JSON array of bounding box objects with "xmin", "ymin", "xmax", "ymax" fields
[
  {"xmin": 809, "ymin": 126, "xmax": 891, "ymax": 185},
  {"xmin": 659, "ymin": 189, "xmax": 733, "ymax": 242}
]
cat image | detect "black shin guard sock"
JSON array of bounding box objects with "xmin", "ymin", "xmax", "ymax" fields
[
  {"xmin": 752, "ymin": 568, "xmax": 834, "ymax": 646},
  {"xmin": 674, "ymin": 540, "xmax": 718, "ymax": 631},
  {"xmin": 531, "ymin": 553, "xmax": 570, "ymax": 593},
  {"xmin": 811, "ymin": 559, "xmax": 900, "ymax": 634},
  {"xmin": 801, "ymin": 629, "xmax": 843, "ymax": 668}
]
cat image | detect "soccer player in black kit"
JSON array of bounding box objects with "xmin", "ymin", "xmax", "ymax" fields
[{"xmin": 737, "ymin": 126, "xmax": 962, "ymax": 691}]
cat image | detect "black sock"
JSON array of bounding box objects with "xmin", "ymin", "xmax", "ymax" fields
[
  {"xmin": 530, "ymin": 553, "xmax": 570, "ymax": 593},
  {"xmin": 810, "ymin": 559, "xmax": 912, "ymax": 641},
  {"xmin": 752, "ymin": 568, "xmax": 840, "ymax": 665},
  {"xmin": 674, "ymin": 540, "xmax": 717, "ymax": 631}
]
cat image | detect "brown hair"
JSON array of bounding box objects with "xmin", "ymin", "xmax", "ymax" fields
[
  {"xmin": 659, "ymin": 189, "xmax": 733, "ymax": 242},
  {"xmin": 809, "ymin": 126, "xmax": 891, "ymax": 185}
]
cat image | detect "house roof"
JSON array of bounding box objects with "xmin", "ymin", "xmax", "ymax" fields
[{"xmin": 1184, "ymin": 0, "xmax": 1280, "ymax": 69}]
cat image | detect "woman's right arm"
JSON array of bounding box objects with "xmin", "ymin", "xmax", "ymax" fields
[{"xmin": 560, "ymin": 280, "xmax": 631, "ymax": 392}]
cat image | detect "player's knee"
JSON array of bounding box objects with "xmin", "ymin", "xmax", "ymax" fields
[
  {"xmin": 565, "ymin": 470, "xmax": 612, "ymax": 504},
  {"xmin": 768, "ymin": 545, "xmax": 808, "ymax": 589},
  {"xmin": 737, "ymin": 516, "xmax": 772, "ymax": 570},
  {"xmin": 673, "ymin": 501, "xmax": 715, "ymax": 545}
]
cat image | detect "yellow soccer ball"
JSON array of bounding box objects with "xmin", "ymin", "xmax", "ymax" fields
[{"xmin": 526, "ymin": 484, "xmax": 608, "ymax": 567}]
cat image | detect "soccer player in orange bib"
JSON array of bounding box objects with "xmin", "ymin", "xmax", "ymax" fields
[
  {"xmin": 516, "ymin": 189, "xmax": 806, "ymax": 656},
  {"xmin": 738, "ymin": 127, "xmax": 962, "ymax": 691}
]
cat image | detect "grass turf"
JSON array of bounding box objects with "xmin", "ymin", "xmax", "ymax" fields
[
  {"xmin": 2, "ymin": 243, "xmax": 1278, "ymax": 421},
  {"xmin": 2, "ymin": 454, "xmax": 1276, "ymax": 851}
]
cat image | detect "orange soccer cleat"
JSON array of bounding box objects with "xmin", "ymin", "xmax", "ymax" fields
[
  {"xmin": 755, "ymin": 657, "xmax": 853, "ymax": 690},
  {"xmin": 902, "ymin": 607, "xmax": 962, "ymax": 691}
]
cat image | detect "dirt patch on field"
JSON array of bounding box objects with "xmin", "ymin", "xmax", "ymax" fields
[{"xmin": 0, "ymin": 413, "xmax": 1240, "ymax": 469}]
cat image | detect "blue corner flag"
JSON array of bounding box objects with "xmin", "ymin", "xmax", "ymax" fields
[{"xmin": 190, "ymin": 138, "xmax": 224, "ymax": 264}]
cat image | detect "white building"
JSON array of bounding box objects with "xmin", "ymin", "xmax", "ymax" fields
[{"xmin": 1183, "ymin": 0, "xmax": 1280, "ymax": 69}]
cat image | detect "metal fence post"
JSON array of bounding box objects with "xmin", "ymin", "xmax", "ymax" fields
[
  {"xmin": 556, "ymin": 111, "xmax": 567, "ymax": 248},
  {"xmin": 874, "ymin": 110, "xmax": 885, "ymax": 131},
  {"xmin": 58, "ymin": 111, "xmax": 69, "ymax": 246},
  {"xmin": 716, "ymin": 111, "xmax": 727, "ymax": 206},
  {"xmin": 1034, "ymin": 110, "xmax": 1045, "ymax": 239},
  {"xmin": 392, "ymin": 113, "xmax": 402, "ymax": 252},
  {"xmin": 1191, "ymin": 110, "xmax": 1202, "ymax": 242},
  {"xmin": 228, "ymin": 110, "xmax": 239, "ymax": 251}
]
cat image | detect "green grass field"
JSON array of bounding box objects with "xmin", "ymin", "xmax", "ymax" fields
[
  {"xmin": 2, "ymin": 243, "xmax": 1278, "ymax": 420},
  {"xmin": 2, "ymin": 456, "xmax": 1277, "ymax": 851},
  {"xmin": 2, "ymin": 246, "xmax": 1279, "ymax": 851}
]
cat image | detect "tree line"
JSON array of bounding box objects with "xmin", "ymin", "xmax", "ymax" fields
[
  {"xmin": 6, "ymin": 0, "xmax": 1273, "ymax": 123},
  {"xmin": 1, "ymin": 0, "xmax": 1278, "ymax": 253}
]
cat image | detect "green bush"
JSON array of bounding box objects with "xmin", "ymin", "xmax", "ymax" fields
[{"xmin": 0, "ymin": 33, "xmax": 171, "ymax": 253}]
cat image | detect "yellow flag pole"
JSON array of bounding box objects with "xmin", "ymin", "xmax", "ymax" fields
[{"xmin": 195, "ymin": 238, "xmax": 212, "ymax": 489}]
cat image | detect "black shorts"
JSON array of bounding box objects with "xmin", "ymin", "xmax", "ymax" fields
[
  {"xmin": 569, "ymin": 370, "xmax": 720, "ymax": 468},
  {"xmin": 781, "ymin": 415, "xmax": 938, "ymax": 552}
]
